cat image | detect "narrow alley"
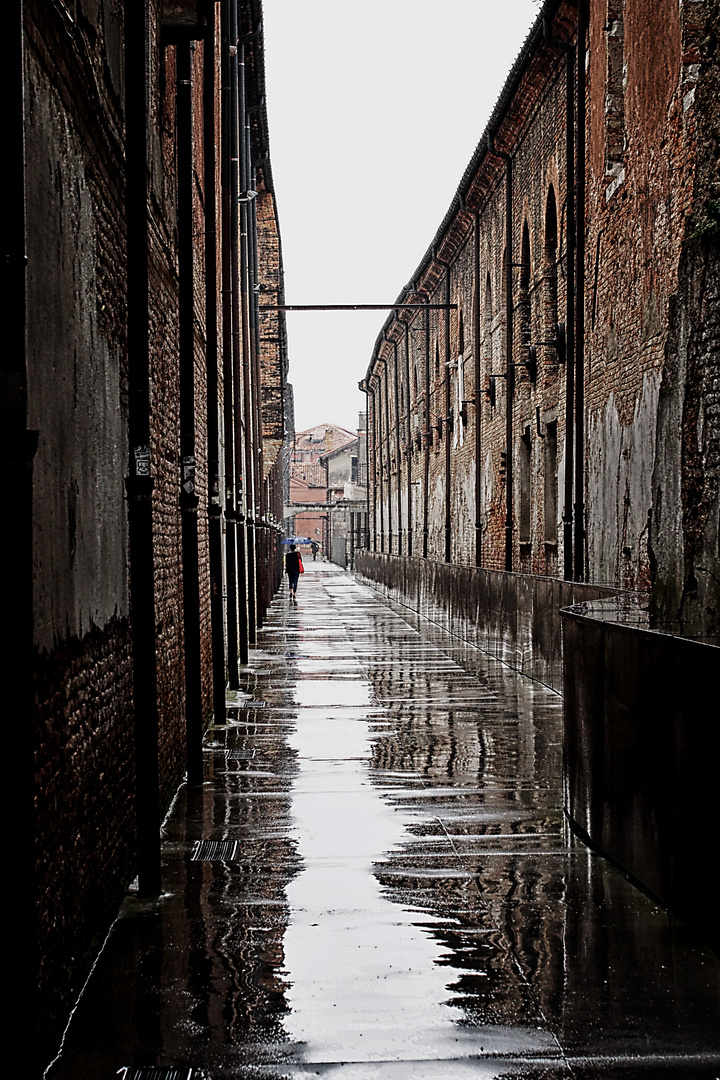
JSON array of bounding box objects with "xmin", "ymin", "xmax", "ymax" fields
[{"xmin": 47, "ymin": 563, "xmax": 720, "ymax": 1079}]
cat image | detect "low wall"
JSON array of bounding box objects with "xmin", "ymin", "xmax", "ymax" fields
[
  {"xmin": 562, "ymin": 599, "xmax": 720, "ymax": 940},
  {"xmin": 355, "ymin": 551, "xmax": 613, "ymax": 692},
  {"xmin": 357, "ymin": 551, "xmax": 718, "ymax": 941}
]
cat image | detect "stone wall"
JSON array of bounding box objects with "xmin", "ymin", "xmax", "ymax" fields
[
  {"xmin": 356, "ymin": 551, "xmax": 613, "ymax": 692},
  {"xmin": 563, "ymin": 600, "xmax": 720, "ymax": 939}
]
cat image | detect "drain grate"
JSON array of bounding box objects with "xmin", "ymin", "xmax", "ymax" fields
[
  {"xmin": 191, "ymin": 840, "xmax": 238, "ymax": 862},
  {"xmin": 120, "ymin": 1070, "xmax": 197, "ymax": 1079},
  {"xmin": 225, "ymin": 748, "xmax": 256, "ymax": 760},
  {"xmin": 226, "ymin": 700, "xmax": 266, "ymax": 709}
]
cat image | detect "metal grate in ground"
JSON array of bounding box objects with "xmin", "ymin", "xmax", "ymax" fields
[
  {"xmin": 226, "ymin": 700, "xmax": 266, "ymax": 709},
  {"xmin": 224, "ymin": 748, "xmax": 256, "ymax": 760},
  {"xmin": 190, "ymin": 840, "xmax": 238, "ymax": 861},
  {"xmin": 119, "ymin": 1069, "xmax": 199, "ymax": 1079}
]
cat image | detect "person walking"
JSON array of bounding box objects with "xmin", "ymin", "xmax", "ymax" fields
[
  {"xmin": 310, "ymin": 541, "xmax": 319, "ymax": 561},
  {"xmin": 285, "ymin": 544, "xmax": 302, "ymax": 600}
]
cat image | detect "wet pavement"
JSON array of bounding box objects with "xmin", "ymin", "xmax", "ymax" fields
[{"xmin": 47, "ymin": 563, "xmax": 720, "ymax": 1079}]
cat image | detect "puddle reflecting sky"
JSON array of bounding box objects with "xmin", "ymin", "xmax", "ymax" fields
[{"xmin": 281, "ymin": 677, "xmax": 555, "ymax": 1065}]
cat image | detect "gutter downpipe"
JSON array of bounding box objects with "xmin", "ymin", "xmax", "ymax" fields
[
  {"xmin": 404, "ymin": 316, "xmax": 413, "ymax": 557},
  {"xmin": 473, "ymin": 208, "xmax": 483, "ymax": 567},
  {"xmin": 434, "ymin": 249, "xmax": 452, "ymax": 563},
  {"xmin": 359, "ymin": 377, "xmax": 374, "ymax": 551},
  {"xmin": 221, "ymin": 0, "xmax": 241, "ymax": 682},
  {"xmin": 203, "ymin": 0, "xmax": 227, "ymax": 727},
  {"xmin": 234, "ymin": 25, "xmax": 250, "ymax": 665},
  {"xmin": 559, "ymin": 23, "xmax": 577, "ymax": 582},
  {"xmin": 543, "ymin": 15, "xmax": 576, "ymax": 581},
  {"xmin": 393, "ymin": 336, "xmax": 402, "ymax": 555},
  {"xmin": 125, "ymin": 0, "xmax": 161, "ymax": 894},
  {"xmin": 238, "ymin": 39, "xmax": 256, "ymax": 652},
  {"xmin": 488, "ymin": 135, "xmax": 514, "ymax": 572},
  {"xmin": 375, "ymin": 366, "xmax": 385, "ymax": 552},
  {"xmin": 574, "ymin": 0, "xmax": 587, "ymax": 581},
  {"xmin": 423, "ymin": 296, "xmax": 430, "ymax": 558},
  {"xmin": 177, "ymin": 41, "xmax": 203, "ymax": 784},
  {"xmin": 381, "ymin": 343, "xmax": 393, "ymax": 553},
  {"xmin": 250, "ymin": 159, "xmax": 267, "ymax": 625}
]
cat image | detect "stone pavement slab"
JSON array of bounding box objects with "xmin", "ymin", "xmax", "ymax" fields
[{"xmin": 46, "ymin": 563, "xmax": 720, "ymax": 1079}]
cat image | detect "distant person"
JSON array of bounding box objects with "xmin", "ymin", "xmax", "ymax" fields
[
  {"xmin": 285, "ymin": 544, "xmax": 302, "ymax": 599},
  {"xmin": 310, "ymin": 541, "xmax": 319, "ymax": 561}
]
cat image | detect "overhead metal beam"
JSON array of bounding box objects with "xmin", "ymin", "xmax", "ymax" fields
[{"xmin": 260, "ymin": 303, "xmax": 457, "ymax": 311}]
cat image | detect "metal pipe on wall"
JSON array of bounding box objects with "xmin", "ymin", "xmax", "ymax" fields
[
  {"xmin": 574, "ymin": 0, "xmax": 587, "ymax": 581},
  {"xmin": 423, "ymin": 298, "xmax": 430, "ymax": 558},
  {"xmin": 473, "ymin": 210, "xmax": 483, "ymax": 566},
  {"xmin": 444, "ymin": 267, "xmax": 452, "ymax": 563},
  {"xmin": 393, "ymin": 338, "xmax": 402, "ymax": 555},
  {"xmin": 203, "ymin": 0, "xmax": 227, "ymax": 727},
  {"xmin": 221, "ymin": 0, "xmax": 241, "ymax": 681},
  {"xmin": 238, "ymin": 38, "xmax": 256, "ymax": 651},
  {"xmin": 375, "ymin": 370, "xmax": 385, "ymax": 551},
  {"xmin": 404, "ymin": 318, "xmax": 413, "ymax": 557},
  {"xmin": 124, "ymin": 0, "xmax": 161, "ymax": 894},
  {"xmin": 177, "ymin": 41, "xmax": 203, "ymax": 785},
  {"xmin": 503, "ymin": 153, "xmax": 514, "ymax": 573},
  {"xmin": 563, "ymin": 41, "xmax": 576, "ymax": 581}
]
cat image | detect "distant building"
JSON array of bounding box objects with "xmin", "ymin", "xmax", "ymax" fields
[
  {"xmin": 284, "ymin": 419, "xmax": 368, "ymax": 564},
  {"xmin": 285, "ymin": 422, "xmax": 355, "ymax": 555}
]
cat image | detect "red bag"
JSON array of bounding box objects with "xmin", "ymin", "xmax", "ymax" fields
[{"xmin": 298, "ymin": 556, "xmax": 305, "ymax": 574}]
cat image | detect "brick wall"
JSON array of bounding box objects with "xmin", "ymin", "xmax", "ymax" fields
[
  {"xmin": 364, "ymin": 0, "xmax": 718, "ymax": 634},
  {"xmin": 25, "ymin": 1, "xmax": 289, "ymax": 1063}
]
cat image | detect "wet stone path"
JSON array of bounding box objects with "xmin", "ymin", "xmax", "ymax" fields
[{"xmin": 49, "ymin": 563, "xmax": 720, "ymax": 1079}]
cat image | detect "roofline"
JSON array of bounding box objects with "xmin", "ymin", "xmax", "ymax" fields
[{"xmin": 363, "ymin": 0, "xmax": 571, "ymax": 384}]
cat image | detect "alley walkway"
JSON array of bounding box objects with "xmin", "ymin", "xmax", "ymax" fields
[{"xmin": 48, "ymin": 563, "xmax": 720, "ymax": 1079}]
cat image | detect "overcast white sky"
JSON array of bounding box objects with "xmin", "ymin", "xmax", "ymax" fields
[{"xmin": 262, "ymin": 0, "xmax": 541, "ymax": 435}]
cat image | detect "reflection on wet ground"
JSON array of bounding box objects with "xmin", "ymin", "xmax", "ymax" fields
[{"xmin": 48, "ymin": 564, "xmax": 720, "ymax": 1078}]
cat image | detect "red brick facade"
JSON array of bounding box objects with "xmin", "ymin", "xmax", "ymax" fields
[
  {"xmin": 11, "ymin": 1, "xmax": 288, "ymax": 1065},
  {"xmin": 363, "ymin": 0, "xmax": 719, "ymax": 637}
]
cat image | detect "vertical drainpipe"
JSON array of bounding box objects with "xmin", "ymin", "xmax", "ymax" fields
[
  {"xmin": 238, "ymin": 39, "xmax": 256, "ymax": 652},
  {"xmin": 248, "ymin": 146, "xmax": 265, "ymax": 628},
  {"xmin": 423, "ymin": 297, "xmax": 430, "ymax": 558},
  {"xmin": 221, "ymin": 0, "xmax": 240, "ymax": 683},
  {"xmin": 574, "ymin": 0, "xmax": 587, "ymax": 582},
  {"xmin": 434, "ymin": 251, "xmax": 452, "ymax": 563},
  {"xmin": 502, "ymin": 152, "xmax": 515, "ymax": 573},
  {"xmin": 231, "ymin": 20, "xmax": 249, "ymax": 667},
  {"xmin": 376, "ymin": 363, "xmax": 385, "ymax": 551},
  {"xmin": 404, "ymin": 317, "xmax": 412, "ymax": 557},
  {"xmin": 542, "ymin": 17, "xmax": 576, "ymax": 581},
  {"xmin": 248, "ymin": 153, "xmax": 264, "ymax": 626},
  {"xmin": 381, "ymin": 348, "xmax": 393, "ymax": 553},
  {"xmin": 393, "ymin": 336, "xmax": 402, "ymax": 555},
  {"xmin": 563, "ymin": 39, "xmax": 576, "ymax": 581},
  {"xmin": 203, "ymin": 0, "xmax": 227, "ymax": 726},
  {"xmin": 125, "ymin": 0, "xmax": 161, "ymax": 894},
  {"xmin": 473, "ymin": 208, "xmax": 483, "ymax": 566},
  {"xmin": 487, "ymin": 135, "xmax": 515, "ymax": 573},
  {"xmin": 370, "ymin": 378, "xmax": 379, "ymax": 551},
  {"xmin": 177, "ymin": 41, "xmax": 203, "ymax": 784},
  {"xmin": 249, "ymin": 151, "xmax": 267, "ymax": 623}
]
